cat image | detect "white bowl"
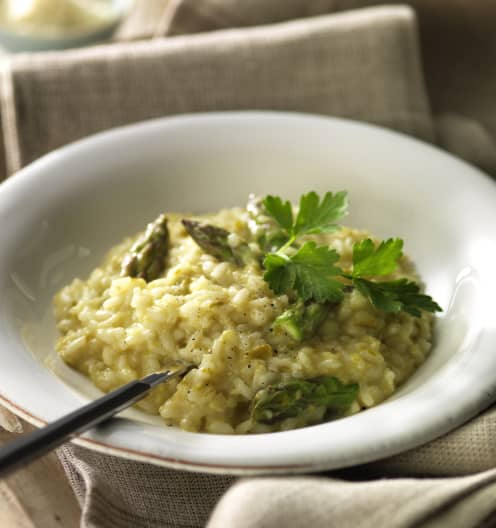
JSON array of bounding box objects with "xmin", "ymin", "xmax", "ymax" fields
[{"xmin": 1, "ymin": 112, "xmax": 496, "ymax": 474}]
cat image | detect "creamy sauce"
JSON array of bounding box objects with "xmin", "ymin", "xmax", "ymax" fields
[{"xmin": 0, "ymin": 0, "xmax": 117, "ymax": 36}]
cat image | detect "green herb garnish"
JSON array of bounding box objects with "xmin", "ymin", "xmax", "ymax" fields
[
  {"xmin": 343, "ymin": 237, "xmax": 442, "ymax": 316},
  {"xmin": 352, "ymin": 278, "xmax": 442, "ymax": 317},
  {"xmin": 263, "ymin": 241, "xmax": 344, "ymax": 303},
  {"xmin": 246, "ymin": 194, "xmax": 289, "ymax": 253},
  {"xmin": 263, "ymin": 191, "xmax": 348, "ymax": 245},
  {"xmin": 262, "ymin": 191, "xmax": 348, "ymax": 304},
  {"xmin": 182, "ymin": 191, "xmax": 441, "ymax": 320},
  {"xmin": 262, "ymin": 192, "xmax": 441, "ymax": 318},
  {"xmin": 351, "ymin": 238, "xmax": 403, "ymax": 277}
]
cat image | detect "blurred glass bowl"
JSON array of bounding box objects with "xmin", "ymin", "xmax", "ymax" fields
[{"xmin": 0, "ymin": 0, "xmax": 133, "ymax": 52}]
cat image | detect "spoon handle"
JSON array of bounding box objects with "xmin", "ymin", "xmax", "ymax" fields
[{"xmin": 0, "ymin": 367, "xmax": 190, "ymax": 478}]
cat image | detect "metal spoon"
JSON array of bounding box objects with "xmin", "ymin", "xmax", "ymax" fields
[{"xmin": 0, "ymin": 364, "xmax": 192, "ymax": 478}]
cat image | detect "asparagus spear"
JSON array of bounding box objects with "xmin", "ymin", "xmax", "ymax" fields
[
  {"xmin": 251, "ymin": 376, "xmax": 358, "ymax": 425},
  {"xmin": 121, "ymin": 213, "xmax": 169, "ymax": 281},
  {"xmin": 273, "ymin": 300, "xmax": 329, "ymax": 341},
  {"xmin": 182, "ymin": 219, "xmax": 254, "ymax": 266}
]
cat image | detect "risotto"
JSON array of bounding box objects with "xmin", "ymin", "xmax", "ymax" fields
[{"xmin": 53, "ymin": 192, "xmax": 438, "ymax": 434}]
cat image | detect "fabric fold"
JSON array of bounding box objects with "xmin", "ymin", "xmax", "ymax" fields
[
  {"xmin": 207, "ymin": 469, "xmax": 496, "ymax": 528},
  {"xmin": 161, "ymin": 0, "xmax": 496, "ymax": 177},
  {"xmin": 58, "ymin": 444, "xmax": 234, "ymax": 528},
  {"xmin": 0, "ymin": 6, "xmax": 433, "ymax": 177},
  {"xmin": 114, "ymin": 0, "xmax": 172, "ymax": 41}
]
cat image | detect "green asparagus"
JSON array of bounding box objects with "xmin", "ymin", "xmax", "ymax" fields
[
  {"xmin": 251, "ymin": 376, "xmax": 359, "ymax": 425},
  {"xmin": 121, "ymin": 213, "xmax": 169, "ymax": 282},
  {"xmin": 273, "ymin": 300, "xmax": 329, "ymax": 341},
  {"xmin": 182, "ymin": 219, "xmax": 254, "ymax": 266}
]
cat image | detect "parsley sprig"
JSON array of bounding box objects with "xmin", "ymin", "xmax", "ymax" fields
[
  {"xmin": 352, "ymin": 278, "xmax": 441, "ymax": 317},
  {"xmin": 263, "ymin": 191, "xmax": 348, "ymax": 250},
  {"xmin": 262, "ymin": 192, "xmax": 348, "ymax": 303},
  {"xmin": 264, "ymin": 241, "xmax": 344, "ymax": 303},
  {"xmin": 343, "ymin": 238, "xmax": 442, "ymax": 316},
  {"xmin": 182, "ymin": 191, "xmax": 441, "ymax": 318},
  {"xmin": 261, "ymin": 192, "xmax": 441, "ymax": 317}
]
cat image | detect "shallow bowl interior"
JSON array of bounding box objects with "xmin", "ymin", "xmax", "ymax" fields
[{"xmin": 1, "ymin": 112, "xmax": 496, "ymax": 474}]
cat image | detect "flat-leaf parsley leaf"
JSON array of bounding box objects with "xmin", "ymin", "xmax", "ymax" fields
[
  {"xmin": 262, "ymin": 191, "xmax": 348, "ymax": 243},
  {"xmin": 351, "ymin": 238, "xmax": 403, "ymax": 277},
  {"xmin": 293, "ymin": 191, "xmax": 348, "ymax": 236},
  {"xmin": 262, "ymin": 195, "xmax": 293, "ymax": 233},
  {"xmin": 263, "ymin": 241, "xmax": 344, "ymax": 303},
  {"xmin": 353, "ymin": 277, "xmax": 442, "ymax": 317}
]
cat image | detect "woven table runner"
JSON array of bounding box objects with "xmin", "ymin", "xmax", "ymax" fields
[{"xmin": 0, "ymin": 3, "xmax": 495, "ymax": 527}]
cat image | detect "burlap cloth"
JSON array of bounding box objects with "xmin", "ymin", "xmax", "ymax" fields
[{"xmin": 1, "ymin": 2, "xmax": 496, "ymax": 527}]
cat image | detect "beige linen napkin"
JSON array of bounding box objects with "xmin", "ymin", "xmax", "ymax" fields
[
  {"xmin": 161, "ymin": 0, "xmax": 496, "ymax": 176},
  {"xmin": 0, "ymin": 6, "xmax": 432, "ymax": 178},
  {"xmin": 208, "ymin": 470, "xmax": 496, "ymax": 528},
  {"xmin": 1, "ymin": 4, "xmax": 496, "ymax": 528},
  {"xmin": 114, "ymin": 0, "xmax": 172, "ymax": 41}
]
